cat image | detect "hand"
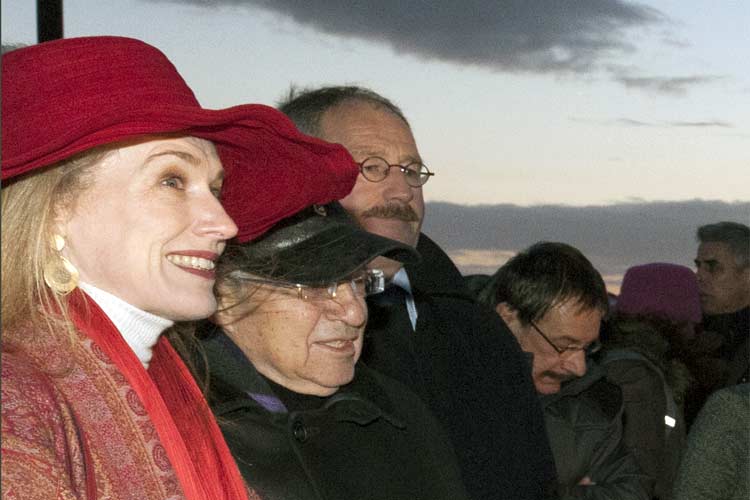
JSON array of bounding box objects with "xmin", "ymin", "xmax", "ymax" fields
[{"xmin": 578, "ymin": 476, "xmax": 596, "ymax": 486}]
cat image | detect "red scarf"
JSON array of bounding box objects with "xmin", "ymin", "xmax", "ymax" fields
[{"xmin": 69, "ymin": 290, "xmax": 253, "ymax": 500}]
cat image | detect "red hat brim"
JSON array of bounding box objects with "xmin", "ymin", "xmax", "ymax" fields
[{"xmin": 2, "ymin": 36, "xmax": 358, "ymax": 241}]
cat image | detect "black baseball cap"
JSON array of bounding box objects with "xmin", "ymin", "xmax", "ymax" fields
[{"xmin": 223, "ymin": 202, "xmax": 420, "ymax": 286}]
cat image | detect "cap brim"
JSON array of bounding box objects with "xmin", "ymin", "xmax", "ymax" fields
[
  {"xmin": 271, "ymin": 227, "xmax": 420, "ymax": 285},
  {"xmin": 239, "ymin": 203, "xmax": 420, "ymax": 286}
]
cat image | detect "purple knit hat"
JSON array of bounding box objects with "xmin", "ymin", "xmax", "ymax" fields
[{"xmin": 616, "ymin": 263, "xmax": 701, "ymax": 323}]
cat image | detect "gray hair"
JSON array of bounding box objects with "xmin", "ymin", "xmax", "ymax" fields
[
  {"xmin": 277, "ymin": 85, "xmax": 410, "ymax": 137},
  {"xmin": 697, "ymin": 221, "xmax": 750, "ymax": 268}
]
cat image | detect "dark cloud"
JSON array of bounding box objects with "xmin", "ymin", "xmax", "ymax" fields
[
  {"xmin": 614, "ymin": 117, "xmax": 655, "ymax": 127},
  {"xmin": 667, "ymin": 120, "xmax": 732, "ymax": 128},
  {"xmin": 619, "ymin": 118, "xmax": 733, "ymax": 128},
  {"xmin": 613, "ymin": 74, "xmax": 723, "ymax": 95},
  {"xmin": 147, "ymin": 0, "xmax": 664, "ymax": 74},
  {"xmin": 660, "ymin": 36, "xmax": 690, "ymax": 49},
  {"xmin": 422, "ymin": 200, "xmax": 750, "ymax": 284},
  {"xmin": 571, "ymin": 116, "xmax": 733, "ymax": 129}
]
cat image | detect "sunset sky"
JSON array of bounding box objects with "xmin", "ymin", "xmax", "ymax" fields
[
  {"xmin": 3, "ymin": 1, "xmax": 747, "ymax": 290},
  {"xmin": 4, "ymin": 0, "xmax": 748, "ymax": 207}
]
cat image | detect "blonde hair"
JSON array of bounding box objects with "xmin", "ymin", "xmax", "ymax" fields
[{"xmin": 1, "ymin": 148, "xmax": 109, "ymax": 348}]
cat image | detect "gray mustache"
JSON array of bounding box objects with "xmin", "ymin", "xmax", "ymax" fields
[{"xmin": 361, "ymin": 204, "xmax": 419, "ymax": 222}]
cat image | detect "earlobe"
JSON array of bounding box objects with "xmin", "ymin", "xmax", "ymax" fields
[
  {"xmin": 43, "ymin": 233, "xmax": 79, "ymax": 295},
  {"xmin": 49, "ymin": 202, "xmax": 71, "ymax": 241},
  {"xmin": 213, "ymin": 293, "xmax": 238, "ymax": 328},
  {"xmin": 495, "ymin": 302, "xmax": 517, "ymax": 324},
  {"xmin": 496, "ymin": 302, "xmax": 525, "ymax": 343}
]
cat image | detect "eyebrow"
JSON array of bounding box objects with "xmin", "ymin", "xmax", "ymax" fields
[
  {"xmin": 354, "ymin": 150, "xmax": 423, "ymax": 164},
  {"xmin": 695, "ymin": 258, "xmax": 718, "ymax": 265},
  {"xmin": 145, "ymin": 149, "xmax": 225, "ymax": 182},
  {"xmin": 146, "ymin": 150, "xmax": 201, "ymax": 165}
]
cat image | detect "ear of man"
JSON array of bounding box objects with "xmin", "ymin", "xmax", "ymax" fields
[{"xmin": 496, "ymin": 302, "xmax": 524, "ymax": 340}]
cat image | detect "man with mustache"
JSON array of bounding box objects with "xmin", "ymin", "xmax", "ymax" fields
[
  {"xmin": 279, "ymin": 87, "xmax": 557, "ymax": 500},
  {"xmin": 472, "ymin": 242, "xmax": 650, "ymax": 499}
]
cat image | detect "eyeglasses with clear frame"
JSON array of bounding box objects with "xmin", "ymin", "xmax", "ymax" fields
[
  {"xmin": 529, "ymin": 320, "xmax": 602, "ymax": 357},
  {"xmin": 358, "ymin": 156, "xmax": 435, "ymax": 187},
  {"xmin": 230, "ymin": 268, "xmax": 385, "ymax": 302}
]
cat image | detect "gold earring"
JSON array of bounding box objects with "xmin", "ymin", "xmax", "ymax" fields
[{"xmin": 43, "ymin": 235, "xmax": 79, "ymax": 295}]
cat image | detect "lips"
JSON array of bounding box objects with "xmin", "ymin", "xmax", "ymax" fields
[
  {"xmin": 323, "ymin": 339, "xmax": 352, "ymax": 348},
  {"xmin": 166, "ymin": 251, "xmax": 218, "ymax": 278},
  {"xmin": 316, "ymin": 338, "xmax": 358, "ymax": 355}
]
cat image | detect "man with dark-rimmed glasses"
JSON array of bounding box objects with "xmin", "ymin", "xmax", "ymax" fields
[{"xmin": 472, "ymin": 242, "xmax": 650, "ymax": 499}]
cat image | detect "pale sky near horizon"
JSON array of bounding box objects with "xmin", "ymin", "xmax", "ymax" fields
[{"xmin": 3, "ymin": 0, "xmax": 749, "ymax": 207}]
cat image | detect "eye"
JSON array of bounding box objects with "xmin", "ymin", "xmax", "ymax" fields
[
  {"xmin": 403, "ymin": 167, "xmax": 420, "ymax": 180},
  {"xmin": 161, "ymin": 175, "xmax": 185, "ymax": 190},
  {"xmin": 210, "ymin": 185, "xmax": 223, "ymax": 200},
  {"xmin": 360, "ymin": 158, "xmax": 389, "ymax": 176},
  {"xmin": 362, "ymin": 163, "xmax": 385, "ymax": 174}
]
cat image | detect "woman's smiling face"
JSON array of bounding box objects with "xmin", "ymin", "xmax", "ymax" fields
[{"xmin": 61, "ymin": 136, "xmax": 238, "ymax": 320}]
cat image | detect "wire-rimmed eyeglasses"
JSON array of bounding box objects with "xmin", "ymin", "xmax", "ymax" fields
[
  {"xmin": 358, "ymin": 156, "xmax": 434, "ymax": 187},
  {"xmin": 529, "ymin": 320, "xmax": 602, "ymax": 357},
  {"xmin": 230, "ymin": 269, "xmax": 385, "ymax": 302}
]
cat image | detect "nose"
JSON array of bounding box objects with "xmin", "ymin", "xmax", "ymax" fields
[
  {"xmin": 695, "ymin": 267, "xmax": 707, "ymax": 286},
  {"xmin": 193, "ymin": 192, "xmax": 239, "ymax": 241},
  {"xmin": 562, "ymin": 350, "xmax": 587, "ymax": 378},
  {"xmin": 381, "ymin": 166, "xmax": 416, "ymax": 204},
  {"xmin": 324, "ymin": 282, "xmax": 368, "ymax": 327}
]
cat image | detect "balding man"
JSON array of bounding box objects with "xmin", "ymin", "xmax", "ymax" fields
[{"xmin": 280, "ymin": 87, "xmax": 557, "ymax": 500}]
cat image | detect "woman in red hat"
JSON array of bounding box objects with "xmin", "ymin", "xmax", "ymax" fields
[{"xmin": 1, "ymin": 37, "xmax": 357, "ymax": 500}]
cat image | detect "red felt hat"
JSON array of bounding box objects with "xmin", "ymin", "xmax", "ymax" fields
[{"xmin": 1, "ymin": 36, "xmax": 358, "ymax": 241}]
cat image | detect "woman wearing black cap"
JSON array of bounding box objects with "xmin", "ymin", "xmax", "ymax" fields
[{"xmin": 190, "ymin": 202, "xmax": 470, "ymax": 500}]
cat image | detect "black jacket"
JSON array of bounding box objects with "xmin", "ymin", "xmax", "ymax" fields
[
  {"xmin": 362, "ymin": 233, "xmax": 558, "ymax": 500},
  {"xmin": 200, "ymin": 330, "xmax": 470, "ymax": 500},
  {"xmin": 541, "ymin": 364, "xmax": 651, "ymax": 500},
  {"xmin": 684, "ymin": 306, "xmax": 749, "ymax": 427},
  {"xmin": 600, "ymin": 318, "xmax": 691, "ymax": 500}
]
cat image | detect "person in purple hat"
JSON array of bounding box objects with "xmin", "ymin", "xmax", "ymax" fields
[{"xmin": 602, "ymin": 262, "xmax": 704, "ymax": 500}]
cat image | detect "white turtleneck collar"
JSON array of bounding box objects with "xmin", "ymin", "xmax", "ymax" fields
[{"xmin": 78, "ymin": 282, "xmax": 174, "ymax": 369}]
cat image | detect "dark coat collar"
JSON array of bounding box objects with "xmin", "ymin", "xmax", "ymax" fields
[
  {"xmin": 407, "ymin": 233, "xmax": 475, "ymax": 300},
  {"xmin": 540, "ymin": 361, "xmax": 608, "ymax": 405},
  {"xmin": 540, "ymin": 362, "xmax": 622, "ymax": 422}
]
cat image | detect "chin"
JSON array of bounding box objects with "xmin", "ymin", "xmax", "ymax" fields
[
  {"xmin": 362, "ymin": 221, "xmax": 417, "ymax": 247},
  {"xmin": 163, "ymin": 298, "xmax": 218, "ymax": 321},
  {"xmin": 324, "ymin": 371, "xmax": 356, "ymax": 390},
  {"xmin": 535, "ymin": 382, "xmax": 561, "ymax": 395}
]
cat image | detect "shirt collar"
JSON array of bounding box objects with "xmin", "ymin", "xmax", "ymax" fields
[{"xmin": 391, "ymin": 267, "xmax": 413, "ymax": 294}]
